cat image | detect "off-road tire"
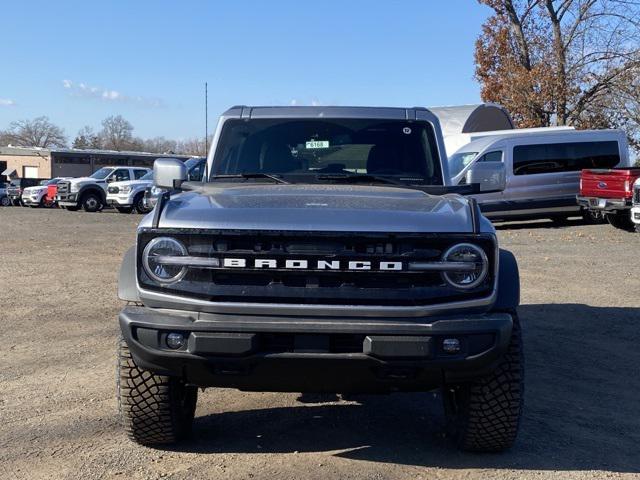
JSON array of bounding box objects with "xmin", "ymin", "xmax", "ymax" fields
[
  {"xmin": 443, "ymin": 311, "xmax": 523, "ymax": 452},
  {"xmin": 117, "ymin": 337, "xmax": 197, "ymax": 446},
  {"xmin": 115, "ymin": 206, "xmax": 134, "ymax": 214},
  {"xmin": 81, "ymin": 192, "xmax": 103, "ymax": 212},
  {"xmin": 606, "ymin": 212, "xmax": 634, "ymax": 232},
  {"xmin": 133, "ymin": 192, "xmax": 150, "ymax": 214}
]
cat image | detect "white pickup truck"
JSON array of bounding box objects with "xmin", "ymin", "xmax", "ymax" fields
[
  {"xmin": 107, "ymin": 170, "xmax": 154, "ymax": 214},
  {"xmin": 56, "ymin": 166, "xmax": 150, "ymax": 212}
]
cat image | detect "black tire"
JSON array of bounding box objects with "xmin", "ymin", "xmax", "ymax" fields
[
  {"xmin": 117, "ymin": 337, "xmax": 197, "ymax": 446},
  {"xmin": 116, "ymin": 206, "xmax": 134, "ymax": 214},
  {"xmin": 11, "ymin": 198, "xmax": 21, "ymax": 206},
  {"xmin": 635, "ymin": 224, "xmax": 640, "ymax": 233},
  {"xmin": 65, "ymin": 205, "xmax": 80, "ymax": 211},
  {"xmin": 133, "ymin": 192, "xmax": 150, "ymax": 214},
  {"xmin": 443, "ymin": 311, "xmax": 524, "ymax": 452},
  {"xmin": 81, "ymin": 192, "xmax": 103, "ymax": 212},
  {"xmin": 606, "ymin": 212, "xmax": 635, "ymax": 232},
  {"xmin": 0, "ymin": 196, "xmax": 10, "ymax": 207}
]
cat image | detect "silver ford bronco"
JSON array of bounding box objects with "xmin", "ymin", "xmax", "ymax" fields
[{"xmin": 116, "ymin": 106, "xmax": 523, "ymax": 452}]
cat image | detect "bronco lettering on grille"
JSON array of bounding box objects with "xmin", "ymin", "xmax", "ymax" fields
[{"xmin": 221, "ymin": 258, "xmax": 403, "ymax": 271}]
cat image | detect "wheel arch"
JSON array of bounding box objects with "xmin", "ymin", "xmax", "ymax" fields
[
  {"xmin": 79, "ymin": 185, "xmax": 107, "ymax": 203},
  {"xmin": 493, "ymin": 249, "xmax": 520, "ymax": 311},
  {"xmin": 118, "ymin": 246, "xmax": 141, "ymax": 302}
]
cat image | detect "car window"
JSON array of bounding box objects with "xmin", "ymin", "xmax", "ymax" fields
[
  {"xmin": 211, "ymin": 119, "xmax": 443, "ymax": 185},
  {"xmin": 91, "ymin": 168, "xmax": 115, "ymax": 179},
  {"xmin": 140, "ymin": 171, "xmax": 154, "ymax": 180},
  {"xmin": 188, "ymin": 161, "xmax": 205, "ymax": 181},
  {"xmin": 478, "ymin": 151, "xmax": 503, "ymax": 163},
  {"xmin": 513, "ymin": 141, "xmax": 620, "ymax": 175},
  {"xmin": 133, "ymin": 169, "xmax": 148, "ymax": 179},
  {"xmin": 448, "ymin": 151, "xmax": 477, "ymax": 178},
  {"xmin": 112, "ymin": 169, "xmax": 131, "ymax": 182}
]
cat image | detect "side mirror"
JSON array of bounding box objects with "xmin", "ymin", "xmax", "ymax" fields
[
  {"xmin": 466, "ymin": 162, "xmax": 506, "ymax": 193},
  {"xmin": 153, "ymin": 158, "xmax": 187, "ymax": 189}
]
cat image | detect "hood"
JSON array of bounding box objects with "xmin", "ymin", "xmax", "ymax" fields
[
  {"xmin": 23, "ymin": 185, "xmax": 47, "ymax": 194},
  {"xmin": 142, "ymin": 184, "xmax": 486, "ymax": 233},
  {"xmin": 67, "ymin": 177, "xmax": 95, "ymax": 184}
]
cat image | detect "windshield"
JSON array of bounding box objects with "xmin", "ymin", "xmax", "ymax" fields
[
  {"xmin": 210, "ymin": 119, "xmax": 443, "ymax": 185},
  {"xmin": 41, "ymin": 178, "xmax": 60, "ymax": 186},
  {"xmin": 185, "ymin": 158, "xmax": 203, "ymax": 170},
  {"xmin": 448, "ymin": 151, "xmax": 478, "ymax": 178},
  {"xmin": 141, "ymin": 171, "xmax": 153, "ymax": 180},
  {"xmin": 90, "ymin": 168, "xmax": 114, "ymax": 179}
]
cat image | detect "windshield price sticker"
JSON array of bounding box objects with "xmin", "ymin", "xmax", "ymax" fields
[{"xmin": 305, "ymin": 140, "xmax": 330, "ymax": 149}]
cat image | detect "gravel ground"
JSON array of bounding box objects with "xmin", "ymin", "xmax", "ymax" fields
[{"xmin": 1, "ymin": 207, "xmax": 639, "ymax": 480}]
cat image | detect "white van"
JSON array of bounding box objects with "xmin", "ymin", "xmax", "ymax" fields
[{"xmin": 448, "ymin": 129, "xmax": 630, "ymax": 221}]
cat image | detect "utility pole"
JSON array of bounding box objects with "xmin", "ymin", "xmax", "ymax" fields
[{"xmin": 204, "ymin": 82, "xmax": 208, "ymax": 155}]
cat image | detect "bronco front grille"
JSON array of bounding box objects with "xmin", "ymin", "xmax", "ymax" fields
[
  {"xmin": 634, "ymin": 186, "xmax": 640, "ymax": 204},
  {"xmin": 137, "ymin": 229, "xmax": 497, "ymax": 306}
]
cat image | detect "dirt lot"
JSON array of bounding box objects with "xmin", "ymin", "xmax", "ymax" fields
[{"xmin": 1, "ymin": 207, "xmax": 639, "ymax": 480}]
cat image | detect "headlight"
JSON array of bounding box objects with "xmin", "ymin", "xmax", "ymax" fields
[
  {"xmin": 142, "ymin": 237, "xmax": 188, "ymax": 284},
  {"xmin": 441, "ymin": 243, "xmax": 488, "ymax": 289},
  {"xmin": 70, "ymin": 183, "xmax": 79, "ymax": 193},
  {"xmin": 121, "ymin": 186, "xmax": 132, "ymax": 194}
]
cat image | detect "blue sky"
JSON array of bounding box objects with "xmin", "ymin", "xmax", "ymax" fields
[{"xmin": 0, "ymin": 0, "xmax": 491, "ymax": 141}]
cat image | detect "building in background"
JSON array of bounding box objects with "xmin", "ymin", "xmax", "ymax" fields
[{"xmin": 0, "ymin": 146, "xmax": 196, "ymax": 182}]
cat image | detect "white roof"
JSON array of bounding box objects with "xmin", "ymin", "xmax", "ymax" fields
[{"xmin": 428, "ymin": 104, "xmax": 514, "ymax": 137}]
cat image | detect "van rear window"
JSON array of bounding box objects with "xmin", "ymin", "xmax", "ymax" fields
[{"xmin": 513, "ymin": 141, "xmax": 620, "ymax": 175}]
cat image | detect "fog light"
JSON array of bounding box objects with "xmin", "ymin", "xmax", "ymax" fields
[
  {"xmin": 442, "ymin": 338, "xmax": 461, "ymax": 354},
  {"xmin": 166, "ymin": 333, "xmax": 185, "ymax": 349}
]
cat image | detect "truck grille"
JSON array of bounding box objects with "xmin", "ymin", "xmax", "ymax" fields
[
  {"xmin": 138, "ymin": 230, "xmax": 496, "ymax": 307},
  {"xmin": 7, "ymin": 187, "xmax": 21, "ymax": 196},
  {"xmin": 57, "ymin": 181, "xmax": 70, "ymax": 194},
  {"xmin": 634, "ymin": 186, "xmax": 640, "ymax": 204}
]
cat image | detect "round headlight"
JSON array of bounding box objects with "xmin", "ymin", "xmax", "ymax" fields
[
  {"xmin": 441, "ymin": 243, "xmax": 488, "ymax": 290},
  {"xmin": 142, "ymin": 237, "xmax": 188, "ymax": 284}
]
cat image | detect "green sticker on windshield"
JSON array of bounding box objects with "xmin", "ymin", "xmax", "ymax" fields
[{"xmin": 305, "ymin": 140, "xmax": 330, "ymax": 149}]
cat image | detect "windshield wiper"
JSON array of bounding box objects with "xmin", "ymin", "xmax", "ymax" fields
[
  {"xmin": 316, "ymin": 173, "xmax": 407, "ymax": 186},
  {"xmin": 211, "ymin": 173, "xmax": 290, "ymax": 184}
]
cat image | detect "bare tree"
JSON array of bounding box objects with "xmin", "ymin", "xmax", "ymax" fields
[
  {"xmin": 143, "ymin": 136, "xmax": 178, "ymax": 154},
  {"xmin": 475, "ymin": 0, "xmax": 640, "ymax": 150},
  {"xmin": 0, "ymin": 116, "xmax": 67, "ymax": 148},
  {"xmin": 175, "ymin": 136, "xmax": 213, "ymax": 156},
  {"xmin": 72, "ymin": 125, "xmax": 102, "ymax": 149},
  {"xmin": 100, "ymin": 115, "xmax": 134, "ymax": 151}
]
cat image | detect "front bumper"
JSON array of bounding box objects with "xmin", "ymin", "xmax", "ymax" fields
[
  {"xmin": 22, "ymin": 196, "xmax": 40, "ymax": 206},
  {"xmin": 119, "ymin": 306, "xmax": 513, "ymax": 393},
  {"xmin": 631, "ymin": 206, "xmax": 640, "ymax": 225},
  {"xmin": 577, "ymin": 195, "xmax": 630, "ymax": 212},
  {"xmin": 107, "ymin": 194, "xmax": 134, "ymax": 206},
  {"xmin": 56, "ymin": 193, "xmax": 78, "ymax": 206}
]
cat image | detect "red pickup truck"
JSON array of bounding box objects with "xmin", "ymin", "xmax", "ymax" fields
[{"xmin": 577, "ymin": 168, "xmax": 640, "ymax": 231}]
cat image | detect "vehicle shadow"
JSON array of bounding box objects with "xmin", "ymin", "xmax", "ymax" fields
[
  {"xmin": 493, "ymin": 218, "xmax": 593, "ymax": 230},
  {"xmin": 172, "ymin": 303, "xmax": 640, "ymax": 473}
]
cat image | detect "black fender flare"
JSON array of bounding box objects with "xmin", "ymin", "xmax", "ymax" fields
[
  {"xmin": 118, "ymin": 246, "xmax": 140, "ymax": 302},
  {"xmin": 493, "ymin": 248, "xmax": 520, "ymax": 311},
  {"xmin": 78, "ymin": 185, "xmax": 106, "ymax": 204}
]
